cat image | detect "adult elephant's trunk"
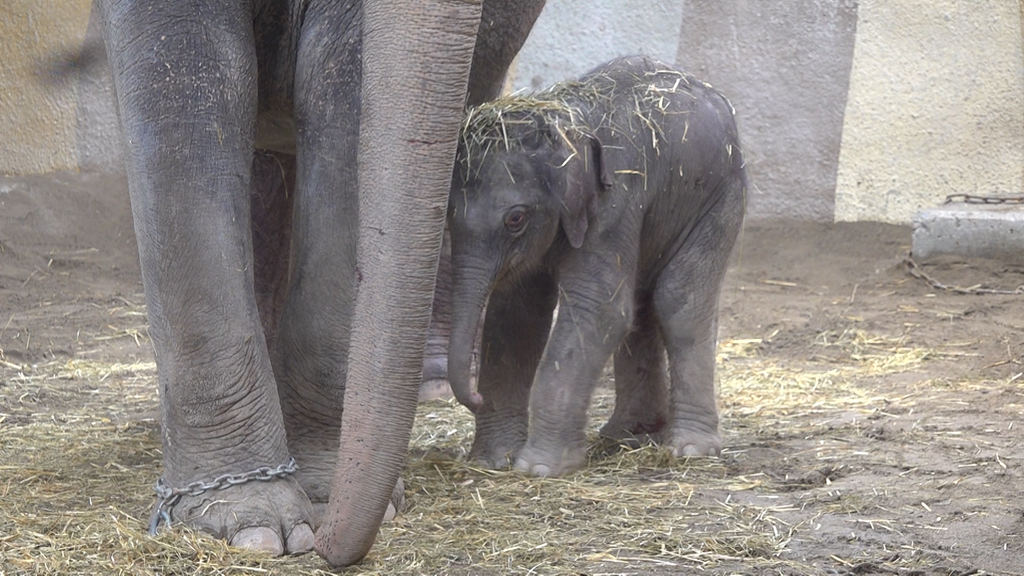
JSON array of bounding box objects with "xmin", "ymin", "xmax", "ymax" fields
[
  {"xmin": 314, "ymin": 0, "xmax": 482, "ymax": 567},
  {"xmin": 447, "ymin": 263, "xmax": 492, "ymax": 413}
]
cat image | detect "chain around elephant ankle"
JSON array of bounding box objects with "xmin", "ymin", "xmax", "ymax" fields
[{"xmin": 147, "ymin": 458, "xmax": 299, "ymax": 535}]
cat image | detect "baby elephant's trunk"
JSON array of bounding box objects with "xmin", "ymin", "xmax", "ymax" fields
[{"xmin": 447, "ymin": 268, "xmax": 491, "ymax": 413}]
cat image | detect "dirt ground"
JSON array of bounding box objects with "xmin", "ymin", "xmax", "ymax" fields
[{"xmin": 2, "ymin": 171, "xmax": 1023, "ymax": 575}]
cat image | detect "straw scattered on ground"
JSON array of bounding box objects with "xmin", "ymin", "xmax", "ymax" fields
[
  {"xmin": 3, "ymin": 312, "xmax": 1015, "ymax": 575},
  {"xmin": 4, "ymin": 213, "xmax": 1024, "ymax": 575}
]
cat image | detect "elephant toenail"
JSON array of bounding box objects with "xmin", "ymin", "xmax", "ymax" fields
[
  {"xmin": 285, "ymin": 523, "xmax": 315, "ymax": 554},
  {"xmin": 383, "ymin": 501, "xmax": 397, "ymax": 522},
  {"xmin": 231, "ymin": 527, "xmax": 284, "ymax": 556}
]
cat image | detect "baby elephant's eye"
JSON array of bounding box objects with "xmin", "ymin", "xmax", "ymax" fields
[{"xmin": 504, "ymin": 206, "xmax": 529, "ymax": 235}]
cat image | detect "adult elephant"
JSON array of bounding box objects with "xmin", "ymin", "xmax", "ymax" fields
[{"xmin": 96, "ymin": 0, "xmax": 544, "ymax": 566}]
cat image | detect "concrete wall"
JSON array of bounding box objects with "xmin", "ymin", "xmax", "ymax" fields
[
  {"xmin": 1, "ymin": 1, "xmax": 90, "ymax": 174},
  {"xmin": 0, "ymin": 1, "xmax": 121, "ymax": 175},
  {"xmin": 509, "ymin": 0, "xmax": 1024, "ymax": 223},
  {"xmin": 674, "ymin": 1, "xmax": 859, "ymax": 221},
  {"xmin": 833, "ymin": 0, "xmax": 1024, "ymax": 223},
  {"xmin": 2, "ymin": 0, "xmax": 1023, "ymax": 224},
  {"xmin": 508, "ymin": 0, "xmax": 685, "ymax": 92}
]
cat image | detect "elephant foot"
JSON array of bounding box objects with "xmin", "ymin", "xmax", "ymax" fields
[
  {"xmin": 599, "ymin": 413, "xmax": 667, "ymax": 444},
  {"xmin": 420, "ymin": 353, "xmax": 479, "ymax": 403},
  {"xmin": 166, "ymin": 474, "xmax": 315, "ymax": 555},
  {"xmin": 468, "ymin": 425, "xmax": 526, "ymax": 470},
  {"xmin": 594, "ymin": 432, "xmax": 659, "ymax": 456},
  {"xmin": 420, "ymin": 356, "xmax": 450, "ymax": 396},
  {"xmin": 419, "ymin": 378, "xmax": 453, "ymax": 402},
  {"xmin": 663, "ymin": 427, "xmax": 722, "ymax": 458},
  {"xmin": 289, "ymin": 443, "xmax": 336, "ymax": 520},
  {"xmin": 595, "ymin": 414, "xmax": 666, "ymax": 455},
  {"xmin": 512, "ymin": 441, "xmax": 587, "ymax": 478},
  {"xmin": 468, "ymin": 440, "xmax": 519, "ymax": 469}
]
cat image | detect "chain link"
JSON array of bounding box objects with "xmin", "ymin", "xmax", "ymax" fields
[
  {"xmin": 148, "ymin": 458, "xmax": 298, "ymax": 535},
  {"xmin": 944, "ymin": 193, "xmax": 1024, "ymax": 205},
  {"xmin": 904, "ymin": 254, "xmax": 1024, "ymax": 295}
]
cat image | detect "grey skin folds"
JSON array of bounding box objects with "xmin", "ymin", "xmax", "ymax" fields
[
  {"xmin": 96, "ymin": 0, "xmax": 544, "ymax": 567},
  {"xmin": 447, "ymin": 56, "xmax": 747, "ymax": 478}
]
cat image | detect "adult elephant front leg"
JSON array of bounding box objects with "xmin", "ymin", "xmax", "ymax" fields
[
  {"xmin": 315, "ymin": 0, "xmax": 484, "ymax": 566},
  {"xmin": 270, "ymin": 3, "xmax": 361, "ymax": 528},
  {"xmin": 99, "ymin": 1, "xmax": 313, "ymax": 554}
]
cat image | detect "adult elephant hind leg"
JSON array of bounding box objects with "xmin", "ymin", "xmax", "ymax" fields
[
  {"xmin": 465, "ymin": 0, "xmax": 547, "ymax": 105},
  {"xmin": 599, "ymin": 296, "xmax": 670, "ymax": 449},
  {"xmin": 421, "ymin": 229, "xmax": 456, "ymax": 402},
  {"xmin": 654, "ymin": 191, "xmax": 744, "ymax": 459},
  {"xmin": 421, "ymin": 230, "xmax": 486, "ymax": 402},
  {"xmin": 270, "ymin": 4, "xmax": 362, "ymax": 528},
  {"xmin": 251, "ymin": 150, "xmax": 296, "ymax": 352},
  {"xmin": 99, "ymin": 2, "xmax": 312, "ymax": 554}
]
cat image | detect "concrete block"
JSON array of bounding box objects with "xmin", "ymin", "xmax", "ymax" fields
[{"xmin": 912, "ymin": 203, "xmax": 1024, "ymax": 263}]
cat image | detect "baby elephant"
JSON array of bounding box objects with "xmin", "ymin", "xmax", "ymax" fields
[{"xmin": 446, "ymin": 56, "xmax": 746, "ymax": 477}]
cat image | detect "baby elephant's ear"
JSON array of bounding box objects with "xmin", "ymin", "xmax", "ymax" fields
[{"xmin": 549, "ymin": 128, "xmax": 611, "ymax": 249}]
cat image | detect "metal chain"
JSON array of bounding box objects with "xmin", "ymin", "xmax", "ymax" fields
[
  {"xmin": 903, "ymin": 254, "xmax": 1024, "ymax": 295},
  {"xmin": 944, "ymin": 193, "xmax": 1024, "ymax": 205},
  {"xmin": 148, "ymin": 457, "xmax": 298, "ymax": 535}
]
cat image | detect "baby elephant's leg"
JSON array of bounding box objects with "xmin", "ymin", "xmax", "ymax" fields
[
  {"xmin": 600, "ymin": 297, "xmax": 670, "ymax": 446},
  {"xmin": 469, "ymin": 275, "xmax": 557, "ymax": 469},
  {"xmin": 655, "ymin": 195, "xmax": 743, "ymax": 458},
  {"xmin": 514, "ymin": 271, "xmax": 634, "ymax": 477}
]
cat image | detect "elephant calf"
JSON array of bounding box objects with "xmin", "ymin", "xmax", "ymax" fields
[{"xmin": 446, "ymin": 56, "xmax": 747, "ymax": 477}]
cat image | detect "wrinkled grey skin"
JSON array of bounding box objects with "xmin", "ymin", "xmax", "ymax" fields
[
  {"xmin": 420, "ymin": 229, "xmax": 486, "ymax": 402},
  {"xmin": 96, "ymin": 0, "xmax": 544, "ymax": 566},
  {"xmin": 447, "ymin": 56, "xmax": 747, "ymax": 478}
]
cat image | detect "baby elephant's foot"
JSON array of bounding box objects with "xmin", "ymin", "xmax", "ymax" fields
[
  {"xmin": 468, "ymin": 440, "xmax": 520, "ymax": 470},
  {"xmin": 599, "ymin": 415, "xmax": 666, "ymax": 450},
  {"xmin": 664, "ymin": 428, "xmax": 722, "ymax": 458},
  {"xmin": 512, "ymin": 441, "xmax": 587, "ymax": 477},
  {"xmin": 468, "ymin": 422, "xmax": 526, "ymax": 470}
]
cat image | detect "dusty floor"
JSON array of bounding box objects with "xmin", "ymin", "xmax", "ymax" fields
[{"xmin": 1, "ymin": 172, "xmax": 1023, "ymax": 575}]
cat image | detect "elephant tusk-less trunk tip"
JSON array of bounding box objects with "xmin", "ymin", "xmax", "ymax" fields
[
  {"xmin": 314, "ymin": 528, "xmax": 371, "ymax": 568},
  {"xmin": 455, "ymin": 389, "xmax": 484, "ymax": 413}
]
